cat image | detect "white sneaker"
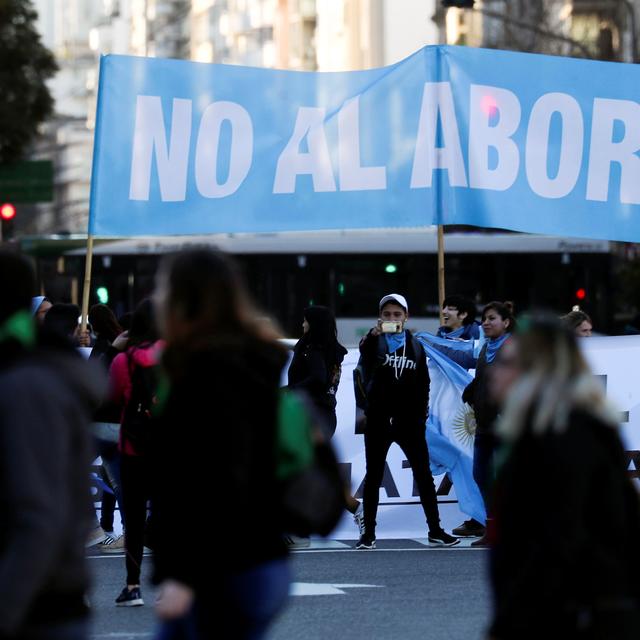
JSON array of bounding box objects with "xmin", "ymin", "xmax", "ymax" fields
[
  {"xmin": 353, "ymin": 503, "xmax": 365, "ymax": 536},
  {"xmin": 99, "ymin": 533, "xmax": 125, "ymax": 554}
]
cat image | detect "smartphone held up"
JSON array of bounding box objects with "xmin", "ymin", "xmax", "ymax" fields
[{"xmin": 380, "ymin": 321, "xmax": 403, "ymax": 334}]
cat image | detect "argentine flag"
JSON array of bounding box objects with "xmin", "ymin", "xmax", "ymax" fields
[{"xmin": 416, "ymin": 333, "xmax": 486, "ymax": 525}]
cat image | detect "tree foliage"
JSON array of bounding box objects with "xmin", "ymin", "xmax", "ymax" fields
[{"xmin": 0, "ymin": 0, "xmax": 57, "ymax": 163}]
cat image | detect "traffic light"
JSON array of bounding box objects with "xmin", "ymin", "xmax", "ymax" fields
[
  {"xmin": 96, "ymin": 286, "xmax": 109, "ymax": 304},
  {"xmin": 0, "ymin": 203, "xmax": 16, "ymax": 241},
  {"xmin": 575, "ymin": 288, "xmax": 587, "ymax": 301},
  {"xmin": 442, "ymin": 0, "xmax": 475, "ymax": 8}
]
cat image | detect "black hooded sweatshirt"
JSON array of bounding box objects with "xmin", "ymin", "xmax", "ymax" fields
[{"xmin": 359, "ymin": 330, "xmax": 429, "ymax": 423}]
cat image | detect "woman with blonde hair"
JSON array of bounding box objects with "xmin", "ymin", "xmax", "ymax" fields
[{"xmin": 488, "ymin": 314, "xmax": 640, "ymax": 639}]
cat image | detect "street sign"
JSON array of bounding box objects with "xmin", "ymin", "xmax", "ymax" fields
[{"xmin": 0, "ymin": 161, "xmax": 53, "ymax": 203}]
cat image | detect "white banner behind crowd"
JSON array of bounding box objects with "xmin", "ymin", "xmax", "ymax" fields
[
  {"xmin": 329, "ymin": 336, "xmax": 640, "ymax": 540},
  {"xmin": 90, "ymin": 336, "xmax": 640, "ymax": 540}
]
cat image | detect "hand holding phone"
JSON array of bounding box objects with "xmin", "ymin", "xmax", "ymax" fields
[{"xmin": 380, "ymin": 321, "xmax": 403, "ymax": 334}]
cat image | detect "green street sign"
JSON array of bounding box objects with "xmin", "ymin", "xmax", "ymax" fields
[{"xmin": 0, "ymin": 161, "xmax": 53, "ymax": 203}]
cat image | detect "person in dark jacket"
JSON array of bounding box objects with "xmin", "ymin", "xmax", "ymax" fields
[
  {"xmin": 487, "ymin": 314, "xmax": 640, "ymax": 639},
  {"xmin": 287, "ymin": 306, "xmax": 362, "ymax": 540},
  {"xmin": 0, "ymin": 251, "xmax": 105, "ymax": 640},
  {"xmin": 109, "ymin": 300, "xmax": 162, "ymax": 607},
  {"xmin": 355, "ymin": 293, "xmax": 459, "ymax": 550},
  {"xmin": 88, "ymin": 304, "xmax": 127, "ymax": 552},
  {"xmin": 288, "ymin": 306, "xmax": 348, "ymax": 436},
  {"xmin": 151, "ymin": 249, "xmax": 290, "ymax": 639},
  {"xmin": 458, "ymin": 301, "xmax": 515, "ymax": 544}
]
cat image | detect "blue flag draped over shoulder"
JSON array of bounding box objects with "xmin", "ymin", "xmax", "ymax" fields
[
  {"xmin": 416, "ymin": 334, "xmax": 486, "ymax": 525},
  {"xmin": 90, "ymin": 46, "xmax": 640, "ymax": 241}
]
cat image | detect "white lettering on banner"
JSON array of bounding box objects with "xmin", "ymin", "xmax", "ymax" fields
[
  {"xmin": 195, "ymin": 101, "xmax": 253, "ymax": 198},
  {"xmin": 586, "ymin": 98, "xmax": 640, "ymax": 205},
  {"xmin": 338, "ymin": 97, "xmax": 387, "ymax": 191},
  {"xmin": 273, "ymin": 107, "xmax": 337, "ymax": 193},
  {"xmin": 410, "ymin": 82, "xmax": 467, "ymax": 189},
  {"xmin": 125, "ymin": 87, "xmax": 640, "ymax": 207},
  {"xmin": 525, "ymin": 93, "xmax": 584, "ymax": 199},
  {"xmin": 469, "ymin": 84, "xmax": 521, "ymax": 191},
  {"xmin": 129, "ymin": 96, "xmax": 192, "ymax": 201}
]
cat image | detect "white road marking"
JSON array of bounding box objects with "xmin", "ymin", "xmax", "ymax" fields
[{"xmin": 291, "ymin": 583, "xmax": 382, "ymax": 596}]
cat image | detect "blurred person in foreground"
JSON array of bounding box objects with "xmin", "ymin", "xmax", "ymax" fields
[
  {"xmin": 487, "ymin": 314, "xmax": 640, "ymax": 639},
  {"xmin": 0, "ymin": 251, "xmax": 105, "ymax": 640},
  {"xmin": 151, "ymin": 249, "xmax": 290, "ymax": 639}
]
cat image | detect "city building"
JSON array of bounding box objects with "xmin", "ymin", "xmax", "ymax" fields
[{"xmin": 434, "ymin": 0, "xmax": 639, "ymax": 62}]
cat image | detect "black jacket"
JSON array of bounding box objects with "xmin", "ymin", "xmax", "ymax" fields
[
  {"xmin": 151, "ymin": 336, "xmax": 289, "ymax": 589},
  {"xmin": 490, "ymin": 409, "xmax": 640, "ymax": 639},
  {"xmin": 287, "ymin": 341, "xmax": 347, "ymax": 413},
  {"xmin": 462, "ymin": 344, "xmax": 499, "ymax": 435},
  {"xmin": 358, "ymin": 330, "xmax": 429, "ymax": 422},
  {"xmin": 0, "ymin": 333, "xmax": 105, "ymax": 636}
]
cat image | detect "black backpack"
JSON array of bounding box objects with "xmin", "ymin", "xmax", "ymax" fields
[{"xmin": 121, "ymin": 350, "xmax": 158, "ymax": 455}]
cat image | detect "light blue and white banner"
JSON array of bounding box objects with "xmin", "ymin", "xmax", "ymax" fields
[{"xmin": 90, "ymin": 47, "xmax": 640, "ymax": 241}]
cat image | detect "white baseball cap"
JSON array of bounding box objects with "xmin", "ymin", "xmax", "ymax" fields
[{"xmin": 379, "ymin": 293, "xmax": 408, "ymax": 313}]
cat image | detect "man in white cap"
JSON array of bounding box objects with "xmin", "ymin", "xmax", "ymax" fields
[{"xmin": 355, "ymin": 293, "xmax": 459, "ymax": 549}]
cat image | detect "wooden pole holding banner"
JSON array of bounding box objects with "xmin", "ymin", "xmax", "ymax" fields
[
  {"xmin": 80, "ymin": 234, "xmax": 94, "ymax": 333},
  {"xmin": 437, "ymin": 224, "xmax": 445, "ymax": 325}
]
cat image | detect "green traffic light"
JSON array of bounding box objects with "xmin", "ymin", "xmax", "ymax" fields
[
  {"xmin": 385, "ymin": 264, "xmax": 397, "ymax": 274},
  {"xmin": 96, "ymin": 286, "xmax": 109, "ymax": 304}
]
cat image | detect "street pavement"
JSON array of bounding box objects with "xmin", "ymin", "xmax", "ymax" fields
[{"xmin": 87, "ymin": 539, "xmax": 490, "ymax": 640}]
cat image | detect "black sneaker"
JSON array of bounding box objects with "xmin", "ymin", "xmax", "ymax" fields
[
  {"xmin": 428, "ymin": 530, "xmax": 460, "ymax": 547},
  {"xmin": 115, "ymin": 586, "xmax": 144, "ymax": 607},
  {"xmin": 452, "ymin": 519, "xmax": 486, "ymax": 538},
  {"xmin": 355, "ymin": 533, "xmax": 376, "ymax": 550}
]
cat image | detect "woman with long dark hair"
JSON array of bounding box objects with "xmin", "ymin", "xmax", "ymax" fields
[
  {"xmin": 288, "ymin": 306, "xmax": 347, "ymax": 436},
  {"xmin": 151, "ymin": 249, "xmax": 290, "ymax": 639},
  {"xmin": 488, "ymin": 315, "xmax": 640, "ymax": 639},
  {"xmin": 109, "ymin": 299, "xmax": 162, "ymax": 607},
  {"xmin": 460, "ymin": 301, "xmax": 515, "ymax": 545},
  {"xmin": 287, "ymin": 306, "xmax": 362, "ymax": 536}
]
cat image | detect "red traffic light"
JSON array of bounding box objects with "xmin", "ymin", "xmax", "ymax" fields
[
  {"xmin": 1, "ymin": 203, "xmax": 16, "ymax": 221},
  {"xmin": 575, "ymin": 288, "xmax": 586, "ymax": 300}
]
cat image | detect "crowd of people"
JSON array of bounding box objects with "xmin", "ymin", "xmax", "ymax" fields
[{"xmin": 2, "ymin": 246, "xmax": 639, "ymax": 639}]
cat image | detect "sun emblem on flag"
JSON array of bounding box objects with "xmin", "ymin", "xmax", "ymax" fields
[{"xmin": 452, "ymin": 403, "xmax": 476, "ymax": 449}]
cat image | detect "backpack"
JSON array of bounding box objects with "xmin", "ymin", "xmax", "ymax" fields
[
  {"xmin": 121, "ymin": 350, "xmax": 158, "ymax": 455},
  {"xmin": 276, "ymin": 389, "xmax": 345, "ymax": 537},
  {"xmin": 353, "ymin": 331, "xmax": 424, "ymax": 433}
]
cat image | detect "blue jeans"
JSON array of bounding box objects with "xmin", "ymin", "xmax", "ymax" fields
[
  {"xmin": 156, "ymin": 558, "xmax": 290, "ymax": 640},
  {"xmin": 96, "ymin": 438, "xmax": 124, "ymax": 531},
  {"xmin": 473, "ymin": 432, "xmax": 498, "ymax": 510}
]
